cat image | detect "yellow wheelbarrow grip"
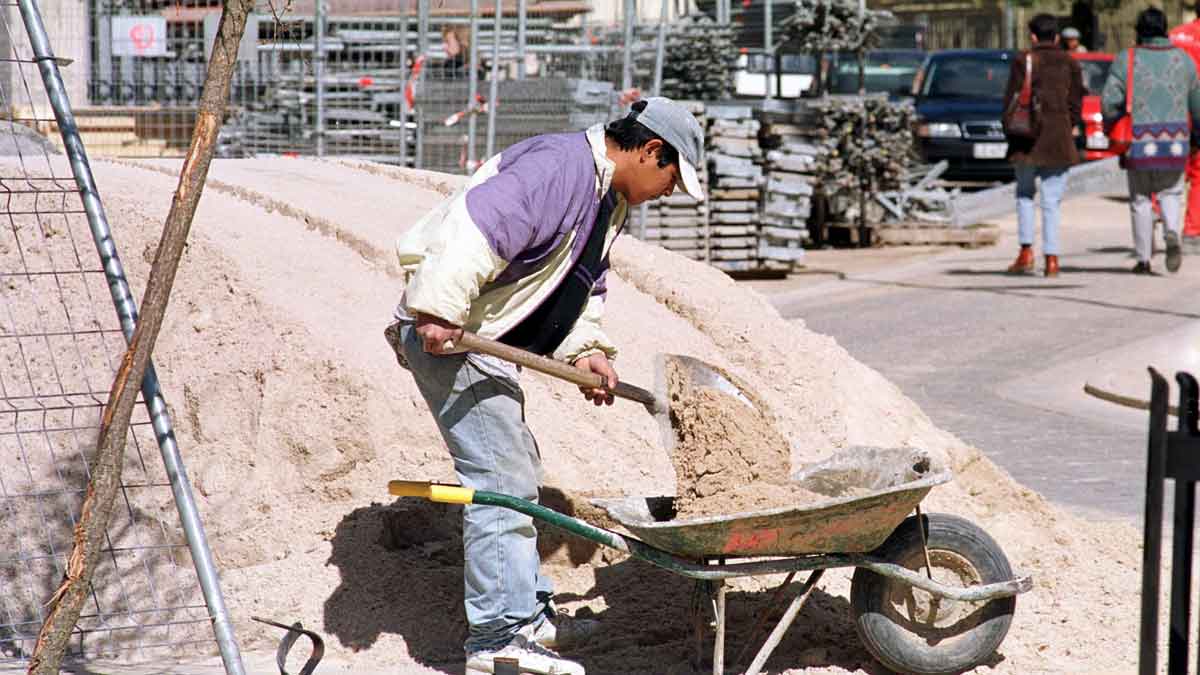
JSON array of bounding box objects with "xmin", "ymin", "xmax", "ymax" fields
[{"xmin": 388, "ymin": 480, "xmax": 476, "ymax": 504}]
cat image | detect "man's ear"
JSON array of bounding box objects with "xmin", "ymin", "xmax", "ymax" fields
[{"xmin": 642, "ymin": 138, "xmax": 664, "ymax": 161}]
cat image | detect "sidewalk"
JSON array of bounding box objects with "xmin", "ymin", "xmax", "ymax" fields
[{"xmin": 748, "ymin": 192, "xmax": 1200, "ymax": 519}]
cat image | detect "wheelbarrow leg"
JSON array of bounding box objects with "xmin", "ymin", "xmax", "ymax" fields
[
  {"xmin": 691, "ymin": 580, "xmax": 707, "ymax": 673},
  {"xmin": 713, "ymin": 581, "xmax": 727, "ymax": 675},
  {"xmin": 744, "ymin": 570, "xmax": 825, "ymax": 675}
]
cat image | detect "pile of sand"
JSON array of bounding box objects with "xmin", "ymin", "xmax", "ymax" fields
[{"xmin": 45, "ymin": 155, "xmax": 1140, "ymax": 673}]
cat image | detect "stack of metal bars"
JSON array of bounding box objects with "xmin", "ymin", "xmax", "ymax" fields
[
  {"xmin": 0, "ymin": 0, "xmax": 215, "ymax": 665},
  {"xmin": 704, "ymin": 103, "xmax": 763, "ymax": 273},
  {"xmin": 758, "ymin": 109, "xmax": 814, "ymax": 270}
]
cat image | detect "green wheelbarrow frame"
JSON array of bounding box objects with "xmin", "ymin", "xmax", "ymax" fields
[{"xmin": 388, "ymin": 479, "xmax": 1032, "ymax": 675}]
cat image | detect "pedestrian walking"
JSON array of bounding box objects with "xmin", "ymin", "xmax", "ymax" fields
[
  {"xmin": 1062, "ymin": 27, "xmax": 1088, "ymax": 53},
  {"xmin": 1003, "ymin": 14, "xmax": 1084, "ymax": 277},
  {"xmin": 1103, "ymin": 7, "xmax": 1200, "ymax": 274},
  {"xmin": 385, "ymin": 97, "xmax": 705, "ymax": 675},
  {"xmin": 1171, "ymin": 2, "xmax": 1200, "ymax": 252}
]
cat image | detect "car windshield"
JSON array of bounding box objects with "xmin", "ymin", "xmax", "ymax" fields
[
  {"xmin": 1077, "ymin": 59, "xmax": 1112, "ymax": 95},
  {"xmin": 921, "ymin": 56, "xmax": 1010, "ymax": 101},
  {"xmin": 827, "ymin": 51, "xmax": 926, "ymax": 95}
]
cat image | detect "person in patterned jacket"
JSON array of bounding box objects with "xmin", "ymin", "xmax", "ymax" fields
[{"xmin": 1103, "ymin": 7, "xmax": 1200, "ymax": 274}]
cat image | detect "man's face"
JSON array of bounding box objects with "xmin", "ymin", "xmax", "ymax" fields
[
  {"xmin": 626, "ymin": 139, "xmax": 680, "ymax": 206},
  {"xmin": 1066, "ymin": 37, "xmax": 1079, "ymax": 49}
]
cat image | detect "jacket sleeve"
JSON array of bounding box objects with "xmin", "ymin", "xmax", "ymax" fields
[
  {"xmin": 401, "ymin": 193, "xmax": 508, "ymax": 326},
  {"xmin": 1187, "ymin": 55, "xmax": 1200, "ymax": 143},
  {"xmin": 1068, "ymin": 58, "xmax": 1084, "ymax": 125},
  {"xmin": 552, "ymin": 289, "xmax": 618, "ymax": 364},
  {"xmin": 1101, "ymin": 50, "xmax": 1128, "ymax": 125},
  {"xmin": 403, "ymin": 145, "xmax": 575, "ymax": 326}
]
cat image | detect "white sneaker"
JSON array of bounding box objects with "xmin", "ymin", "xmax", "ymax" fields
[
  {"xmin": 530, "ymin": 612, "xmax": 600, "ymax": 650},
  {"xmin": 465, "ymin": 635, "xmax": 585, "ymax": 675}
]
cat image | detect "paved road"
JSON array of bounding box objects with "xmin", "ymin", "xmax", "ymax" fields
[{"xmin": 750, "ymin": 194, "xmax": 1200, "ymax": 521}]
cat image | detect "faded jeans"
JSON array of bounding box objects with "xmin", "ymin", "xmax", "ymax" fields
[
  {"xmin": 1014, "ymin": 164, "xmax": 1069, "ymax": 256},
  {"xmin": 1127, "ymin": 169, "xmax": 1185, "ymax": 263},
  {"xmin": 393, "ymin": 322, "xmax": 553, "ymax": 653}
]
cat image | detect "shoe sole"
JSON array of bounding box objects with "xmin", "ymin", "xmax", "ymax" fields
[{"xmin": 1167, "ymin": 248, "xmax": 1182, "ymax": 273}]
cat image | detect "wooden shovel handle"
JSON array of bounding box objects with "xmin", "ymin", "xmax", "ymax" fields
[{"xmin": 455, "ymin": 331, "xmax": 657, "ymax": 406}]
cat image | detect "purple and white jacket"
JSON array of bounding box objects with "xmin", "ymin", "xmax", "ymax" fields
[{"xmin": 396, "ymin": 124, "xmax": 627, "ymax": 363}]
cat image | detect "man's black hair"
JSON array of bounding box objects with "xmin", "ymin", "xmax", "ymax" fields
[
  {"xmin": 1195, "ymin": 0, "xmax": 1199, "ymax": 18},
  {"xmin": 605, "ymin": 100, "xmax": 680, "ymax": 169},
  {"xmin": 1137, "ymin": 7, "xmax": 1168, "ymax": 40},
  {"xmin": 1028, "ymin": 14, "xmax": 1058, "ymax": 42}
]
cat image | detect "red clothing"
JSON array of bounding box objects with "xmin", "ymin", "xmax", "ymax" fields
[
  {"xmin": 1172, "ymin": 20, "xmax": 1200, "ymax": 70},
  {"xmin": 1173, "ymin": 21, "xmax": 1200, "ymax": 236}
]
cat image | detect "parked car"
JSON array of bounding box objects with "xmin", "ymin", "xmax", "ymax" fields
[
  {"xmin": 825, "ymin": 49, "xmax": 927, "ymax": 99},
  {"xmin": 1072, "ymin": 51, "xmax": 1115, "ymax": 160},
  {"xmin": 911, "ymin": 49, "xmax": 1016, "ymax": 180}
]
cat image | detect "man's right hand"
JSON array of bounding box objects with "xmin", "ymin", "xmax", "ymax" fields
[{"xmin": 414, "ymin": 313, "xmax": 464, "ymax": 355}]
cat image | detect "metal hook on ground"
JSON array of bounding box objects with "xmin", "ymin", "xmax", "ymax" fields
[{"xmin": 251, "ymin": 615, "xmax": 325, "ymax": 675}]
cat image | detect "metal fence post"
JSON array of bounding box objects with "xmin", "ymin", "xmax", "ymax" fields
[
  {"xmin": 15, "ymin": 0, "xmax": 247, "ymax": 672},
  {"xmin": 486, "ymin": 0, "xmax": 501, "ymax": 158},
  {"xmin": 638, "ymin": 0, "xmax": 669, "ymax": 240},
  {"xmin": 399, "ymin": 2, "xmax": 409, "ymax": 166},
  {"xmin": 622, "ymin": 0, "xmax": 634, "ymax": 95},
  {"xmin": 468, "ymin": 0, "xmax": 479, "ymax": 170},
  {"xmin": 517, "ymin": 0, "xmax": 527, "ymax": 79},
  {"xmin": 764, "ymin": 0, "xmax": 773, "ymax": 100},
  {"xmin": 314, "ymin": 0, "xmax": 326, "ymax": 156},
  {"xmin": 416, "ymin": 0, "xmax": 429, "ymax": 169}
]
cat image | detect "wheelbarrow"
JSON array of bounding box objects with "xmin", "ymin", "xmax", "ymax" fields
[{"xmin": 389, "ymin": 447, "xmax": 1032, "ymax": 675}]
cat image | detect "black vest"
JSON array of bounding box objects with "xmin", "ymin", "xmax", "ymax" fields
[{"xmin": 498, "ymin": 190, "xmax": 617, "ymax": 356}]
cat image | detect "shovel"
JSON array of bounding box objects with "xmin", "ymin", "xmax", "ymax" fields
[{"xmin": 451, "ymin": 331, "xmax": 755, "ymax": 451}]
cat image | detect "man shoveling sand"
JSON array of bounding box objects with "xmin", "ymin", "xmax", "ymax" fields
[{"xmin": 386, "ymin": 97, "xmax": 706, "ymax": 675}]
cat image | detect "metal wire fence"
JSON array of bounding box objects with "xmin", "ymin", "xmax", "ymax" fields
[
  {"xmin": 0, "ymin": 0, "xmax": 670, "ymax": 174},
  {"xmin": 0, "ymin": 0, "xmax": 235, "ymax": 667}
]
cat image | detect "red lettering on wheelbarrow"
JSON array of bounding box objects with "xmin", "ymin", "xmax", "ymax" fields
[{"xmin": 723, "ymin": 528, "xmax": 780, "ymax": 553}]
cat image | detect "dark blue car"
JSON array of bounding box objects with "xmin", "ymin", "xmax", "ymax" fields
[{"xmin": 912, "ymin": 49, "xmax": 1017, "ymax": 181}]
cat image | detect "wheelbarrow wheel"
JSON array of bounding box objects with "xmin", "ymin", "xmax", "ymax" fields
[{"xmin": 850, "ymin": 513, "xmax": 1016, "ymax": 675}]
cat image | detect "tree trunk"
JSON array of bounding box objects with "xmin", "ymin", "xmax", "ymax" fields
[{"xmin": 27, "ymin": 1, "xmax": 255, "ymax": 671}]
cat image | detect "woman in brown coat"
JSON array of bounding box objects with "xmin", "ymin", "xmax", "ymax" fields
[{"xmin": 1003, "ymin": 13, "xmax": 1084, "ymax": 277}]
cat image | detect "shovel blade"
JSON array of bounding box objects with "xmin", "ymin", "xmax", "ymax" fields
[{"xmin": 652, "ymin": 354, "xmax": 758, "ymax": 453}]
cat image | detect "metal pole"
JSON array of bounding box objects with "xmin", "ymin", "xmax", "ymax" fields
[
  {"xmin": 638, "ymin": 0, "xmax": 669, "ymax": 240},
  {"xmin": 622, "ymin": 0, "xmax": 634, "ymax": 95},
  {"xmin": 486, "ymin": 0, "xmax": 501, "ymax": 158},
  {"xmin": 1003, "ymin": 0, "xmax": 1014, "ymax": 50},
  {"xmin": 468, "ymin": 0, "xmax": 479, "ymax": 171},
  {"xmin": 416, "ymin": 0, "xmax": 429, "ymax": 169},
  {"xmin": 764, "ymin": 0, "xmax": 773, "ymax": 99},
  {"xmin": 517, "ymin": 0, "xmax": 527, "ymax": 78},
  {"xmin": 314, "ymin": 0, "xmax": 326, "ymax": 156},
  {"xmin": 16, "ymin": 1, "xmax": 246, "ymax": 673},
  {"xmin": 398, "ymin": 2, "xmax": 409, "ymax": 166}
]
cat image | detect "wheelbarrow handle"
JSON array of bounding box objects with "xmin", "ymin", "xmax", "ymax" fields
[
  {"xmin": 455, "ymin": 331, "xmax": 659, "ymax": 408},
  {"xmin": 388, "ymin": 480, "xmax": 476, "ymax": 504}
]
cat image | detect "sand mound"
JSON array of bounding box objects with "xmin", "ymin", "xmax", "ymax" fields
[{"xmin": 43, "ymin": 156, "xmax": 1139, "ymax": 673}]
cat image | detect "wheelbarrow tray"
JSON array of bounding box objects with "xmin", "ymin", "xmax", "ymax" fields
[{"xmin": 593, "ymin": 446, "xmax": 952, "ymax": 558}]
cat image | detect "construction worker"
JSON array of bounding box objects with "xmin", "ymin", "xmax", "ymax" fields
[
  {"xmin": 1172, "ymin": 3, "xmax": 1200, "ymax": 251},
  {"xmin": 386, "ymin": 97, "xmax": 705, "ymax": 675}
]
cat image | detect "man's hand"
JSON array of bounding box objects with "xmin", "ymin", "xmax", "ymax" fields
[
  {"xmin": 573, "ymin": 353, "xmax": 618, "ymax": 406},
  {"xmin": 414, "ymin": 313, "xmax": 464, "ymax": 355}
]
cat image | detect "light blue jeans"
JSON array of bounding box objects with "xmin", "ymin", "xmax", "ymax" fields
[
  {"xmin": 395, "ymin": 322, "xmax": 552, "ymax": 653},
  {"xmin": 1014, "ymin": 164, "xmax": 1069, "ymax": 256},
  {"xmin": 1127, "ymin": 169, "xmax": 1185, "ymax": 263}
]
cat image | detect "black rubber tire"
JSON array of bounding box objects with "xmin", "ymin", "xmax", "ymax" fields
[{"xmin": 850, "ymin": 513, "xmax": 1017, "ymax": 675}]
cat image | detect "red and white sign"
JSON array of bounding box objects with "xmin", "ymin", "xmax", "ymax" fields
[{"xmin": 112, "ymin": 16, "xmax": 167, "ymax": 57}]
